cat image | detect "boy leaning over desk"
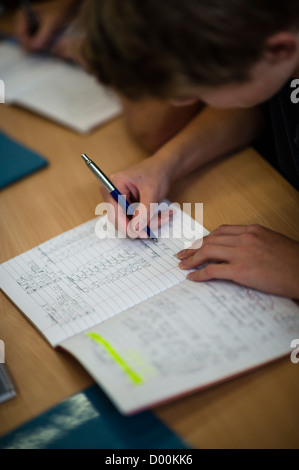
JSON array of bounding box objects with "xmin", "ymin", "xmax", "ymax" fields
[
  {"xmin": 78, "ymin": 0, "xmax": 299, "ymax": 300},
  {"xmin": 14, "ymin": 1, "xmax": 262, "ymax": 172},
  {"xmin": 15, "ymin": 0, "xmax": 299, "ymax": 300},
  {"xmin": 13, "ymin": 0, "xmax": 203, "ymax": 152}
]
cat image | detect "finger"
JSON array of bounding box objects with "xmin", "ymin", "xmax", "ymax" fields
[
  {"xmin": 202, "ymin": 234, "xmax": 244, "ymax": 247},
  {"xmin": 186, "ymin": 263, "xmax": 235, "ymax": 282},
  {"xmin": 176, "ymin": 229, "xmax": 249, "ymax": 260},
  {"xmin": 106, "ymin": 193, "xmax": 148, "ymax": 239},
  {"xmin": 15, "ymin": 10, "xmax": 31, "ymax": 47},
  {"xmin": 107, "ymin": 199, "xmax": 129, "ymax": 235},
  {"xmin": 177, "ymin": 248, "xmax": 198, "ymax": 260},
  {"xmin": 129, "ymin": 207, "xmax": 148, "ymax": 236},
  {"xmin": 101, "ymin": 179, "xmax": 151, "ymax": 239},
  {"xmin": 177, "ymin": 225, "xmax": 255, "ymax": 259},
  {"xmin": 100, "ymin": 188, "xmax": 130, "ymax": 236},
  {"xmin": 129, "ymin": 186, "xmax": 160, "ymax": 238},
  {"xmin": 176, "ymin": 236, "xmax": 205, "ymax": 258},
  {"xmin": 178, "ymin": 245, "xmax": 235, "ymax": 270},
  {"xmin": 186, "ymin": 238, "xmax": 204, "ymax": 250},
  {"xmin": 211, "ymin": 224, "xmax": 252, "ymax": 236},
  {"xmin": 127, "ymin": 216, "xmax": 148, "ymax": 239},
  {"xmin": 132, "ymin": 194, "xmax": 153, "ymax": 228},
  {"xmin": 149, "ymin": 209, "xmax": 174, "ymax": 230},
  {"xmin": 127, "ymin": 209, "xmax": 171, "ymax": 239}
]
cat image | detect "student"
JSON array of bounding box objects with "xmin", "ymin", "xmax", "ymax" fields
[
  {"xmin": 13, "ymin": 0, "xmax": 262, "ymax": 156},
  {"xmin": 13, "ymin": 0, "xmax": 203, "ymax": 154},
  {"xmin": 79, "ymin": 0, "xmax": 299, "ymax": 300}
]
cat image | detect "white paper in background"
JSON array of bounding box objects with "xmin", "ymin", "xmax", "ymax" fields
[{"xmin": 0, "ymin": 41, "xmax": 122, "ymax": 133}]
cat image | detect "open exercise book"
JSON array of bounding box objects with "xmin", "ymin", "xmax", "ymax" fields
[
  {"xmin": 0, "ymin": 41, "xmax": 122, "ymax": 134},
  {"xmin": 1, "ymin": 203, "xmax": 299, "ymax": 414}
]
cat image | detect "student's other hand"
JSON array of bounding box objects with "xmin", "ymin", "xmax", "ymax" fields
[
  {"xmin": 15, "ymin": 0, "xmax": 79, "ymax": 52},
  {"xmin": 177, "ymin": 224, "xmax": 299, "ymax": 299},
  {"xmin": 99, "ymin": 157, "xmax": 173, "ymax": 239}
]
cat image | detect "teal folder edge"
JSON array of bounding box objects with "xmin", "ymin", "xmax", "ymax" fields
[
  {"xmin": 0, "ymin": 384, "xmax": 191, "ymax": 449},
  {"xmin": 0, "ymin": 131, "xmax": 48, "ymax": 189}
]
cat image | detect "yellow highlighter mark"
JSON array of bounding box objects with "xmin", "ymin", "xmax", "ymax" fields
[{"xmin": 86, "ymin": 332, "xmax": 143, "ymax": 385}]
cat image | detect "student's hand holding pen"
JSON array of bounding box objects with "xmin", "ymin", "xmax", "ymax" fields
[
  {"xmin": 15, "ymin": 0, "xmax": 81, "ymax": 52},
  {"xmin": 99, "ymin": 156, "xmax": 174, "ymax": 240}
]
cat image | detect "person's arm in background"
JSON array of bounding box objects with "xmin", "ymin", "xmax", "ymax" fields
[
  {"xmin": 101, "ymin": 104, "xmax": 264, "ymax": 237},
  {"xmin": 15, "ymin": 0, "xmax": 82, "ymax": 52}
]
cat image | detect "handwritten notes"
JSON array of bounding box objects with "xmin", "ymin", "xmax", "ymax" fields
[
  {"xmin": 63, "ymin": 280, "xmax": 299, "ymax": 413},
  {"xmin": 0, "ymin": 206, "xmax": 205, "ymax": 346},
  {"xmin": 1, "ymin": 204, "xmax": 299, "ymax": 414}
]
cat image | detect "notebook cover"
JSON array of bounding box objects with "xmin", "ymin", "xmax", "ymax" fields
[
  {"xmin": 0, "ymin": 384, "xmax": 190, "ymax": 449},
  {"xmin": 0, "ymin": 131, "xmax": 48, "ymax": 189}
]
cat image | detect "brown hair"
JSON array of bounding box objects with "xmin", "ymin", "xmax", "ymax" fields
[{"xmin": 81, "ymin": 0, "xmax": 299, "ymax": 99}]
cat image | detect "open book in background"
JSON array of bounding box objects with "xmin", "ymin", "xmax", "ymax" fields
[
  {"xmin": 0, "ymin": 41, "xmax": 122, "ymax": 134},
  {"xmin": 0, "ymin": 203, "xmax": 299, "ymax": 414}
]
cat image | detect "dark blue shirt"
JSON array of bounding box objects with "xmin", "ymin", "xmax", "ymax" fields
[{"xmin": 261, "ymin": 80, "xmax": 299, "ymax": 191}]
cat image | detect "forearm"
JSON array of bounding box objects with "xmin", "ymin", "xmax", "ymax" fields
[
  {"xmin": 119, "ymin": 95, "xmax": 203, "ymax": 153},
  {"xmin": 152, "ymin": 106, "xmax": 264, "ymax": 183}
]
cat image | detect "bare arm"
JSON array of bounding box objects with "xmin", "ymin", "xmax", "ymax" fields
[
  {"xmin": 152, "ymin": 105, "xmax": 264, "ymax": 183},
  {"xmin": 101, "ymin": 104, "xmax": 264, "ymax": 234}
]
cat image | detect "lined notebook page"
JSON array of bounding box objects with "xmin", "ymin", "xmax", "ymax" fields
[
  {"xmin": 0, "ymin": 41, "xmax": 122, "ymax": 133},
  {"xmin": 0, "ymin": 206, "xmax": 206, "ymax": 347},
  {"xmin": 62, "ymin": 280, "xmax": 299, "ymax": 414}
]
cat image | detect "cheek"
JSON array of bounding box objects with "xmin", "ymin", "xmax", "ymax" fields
[
  {"xmin": 201, "ymin": 93, "xmax": 242, "ymax": 108},
  {"xmin": 201, "ymin": 87, "xmax": 267, "ymax": 108}
]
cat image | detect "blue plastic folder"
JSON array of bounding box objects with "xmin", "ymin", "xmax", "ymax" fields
[
  {"xmin": 0, "ymin": 131, "xmax": 48, "ymax": 189},
  {"xmin": 0, "ymin": 385, "xmax": 190, "ymax": 449}
]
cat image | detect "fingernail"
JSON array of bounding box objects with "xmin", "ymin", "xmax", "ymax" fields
[
  {"xmin": 187, "ymin": 273, "xmax": 193, "ymax": 280},
  {"xmin": 177, "ymin": 250, "xmax": 185, "ymax": 259},
  {"xmin": 178, "ymin": 262, "xmax": 186, "ymax": 269},
  {"xmin": 136, "ymin": 219, "xmax": 146, "ymax": 232}
]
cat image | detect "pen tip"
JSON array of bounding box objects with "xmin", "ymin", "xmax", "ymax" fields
[{"xmin": 81, "ymin": 153, "xmax": 90, "ymax": 164}]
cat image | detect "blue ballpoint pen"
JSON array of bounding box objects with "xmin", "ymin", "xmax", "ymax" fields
[{"xmin": 81, "ymin": 153, "xmax": 158, "ymax": 242}]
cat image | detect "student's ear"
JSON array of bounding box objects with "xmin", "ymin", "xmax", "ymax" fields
[{"xmin": 263, "ymin": 32, "xmax": 297, "ymax": 63}]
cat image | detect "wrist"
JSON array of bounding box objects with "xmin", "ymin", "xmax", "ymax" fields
[
  {"xmin": 151, "ymin": 146, "xmax": 183, "ymax": 185},
  {"xmin": 290, "ymin": 272, "xmax": 299, "ymax": 300},
  {"xmin": 150, "ymin": 123, "xmax": 207, "ymax": 184}
]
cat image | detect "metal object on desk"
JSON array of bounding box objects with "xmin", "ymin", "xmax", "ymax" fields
[{"xmin": 0, "ymin": 363, "xmax": 17, "ymax": 404}]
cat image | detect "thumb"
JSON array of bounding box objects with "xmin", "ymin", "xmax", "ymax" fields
[{"xmin": 127, "ymin": 191, "xmax": 154, "ymax": 239}]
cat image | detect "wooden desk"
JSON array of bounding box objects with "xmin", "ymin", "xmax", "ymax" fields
[{"xmin": 1, "ymin": 103, "xmax": 299, "ymax": 449}]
